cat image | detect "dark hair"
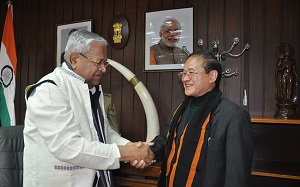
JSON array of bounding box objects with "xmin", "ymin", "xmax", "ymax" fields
[
  {"xmin": 188, "ymin": 51, "xmax": 222, "ymax": 88},
  {"xmin": 69, "ymin": 29, "xmax": 78, "ymax": 36}
]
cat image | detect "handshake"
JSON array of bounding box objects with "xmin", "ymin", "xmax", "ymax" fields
[{"xmin": 118, "ymin": 141, "xmax": 155, "ymax": 169}]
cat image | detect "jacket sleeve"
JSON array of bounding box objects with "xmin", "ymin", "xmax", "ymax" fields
[
  {"xmin": 150, "ymin": 110, "xmax": 174, "ymax": 161},
  {"xmin": 224, "ymin": 108, "xmax": 254, "ymax": 187}
]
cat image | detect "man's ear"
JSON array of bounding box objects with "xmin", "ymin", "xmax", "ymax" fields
[
  {"xmin": 69, "ymin": 52, "xmax": 79, "ymax": 69},
  {"xmin": 159, "ymin": 31, "xmax": 163, "ymax": 38},
  {"xmin": 209, "ymin": 70, "xmax": 218, "ymax": 83}
]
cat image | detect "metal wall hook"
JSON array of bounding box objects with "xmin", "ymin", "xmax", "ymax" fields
[
  {"xmin": 210, "ymin": 37, "xmax": 249, "ymax": 78},
  {"xmin": 182, "ymin": 37, "xmax": 250, "ymax": 78},
  {"xmin": 222, "ymin": 68, "xmax": 239, "ymax": 78}
]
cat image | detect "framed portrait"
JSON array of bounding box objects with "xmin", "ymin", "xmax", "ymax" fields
[
  {"xmin": 145, "ymin": 7, "xmax": 193, "ymax": 71},
  {"xmin": 56, "ymin": 20, "xmax": 92, "ymax": 67}
]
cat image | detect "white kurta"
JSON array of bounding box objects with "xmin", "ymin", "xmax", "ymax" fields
[{"xmin": 23, "ymin": 65, "xmax": 130, "ymax": 187}]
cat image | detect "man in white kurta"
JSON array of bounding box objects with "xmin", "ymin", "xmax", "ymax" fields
[
  {"xmin": 24, "ymin": 63, "xmax": 129, "ymax": 186},
  {"xmin": 23, "ymin": 30, "xmax": 154, "ymax": 187}
]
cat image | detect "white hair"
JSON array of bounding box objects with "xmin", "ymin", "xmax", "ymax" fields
[{"xmin": 64, "ymin": 30, "xmax": 107, "ymax": 62}]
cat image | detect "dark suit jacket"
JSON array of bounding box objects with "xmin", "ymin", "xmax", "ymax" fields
[{"xmin": 151, "ymin": 98, "xmax": 254, "ymax": 187}]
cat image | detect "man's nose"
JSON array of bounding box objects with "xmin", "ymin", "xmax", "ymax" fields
[
  {"xmin": 99, "ymin": 66, "xmax": 107, "ymax": 73},
  {"xmin": 181, "ymin": 75, "xmax": 190, "ymax": 81}
]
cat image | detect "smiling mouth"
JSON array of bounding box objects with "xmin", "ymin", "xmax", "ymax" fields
[
  {"xmin": 168, "ymin": 38, "xmax": 178, "ymax": 42},
  {"xmin": 184, "ymin": 84, "xmax": 192, "ymax": 88}
]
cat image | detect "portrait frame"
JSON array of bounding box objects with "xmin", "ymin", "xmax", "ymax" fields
[
  {"xmin": 56, "ymin": 20, "xmax": 92, "ymax": 67},
  {"xmin": 145, "ymin": 7, "xmax": 193, "ymax": 72}
]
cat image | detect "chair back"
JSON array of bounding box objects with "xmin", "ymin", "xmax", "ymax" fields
[{"xmin": 0, "ymin": 125, "xmax": 24, "ymax": 187}]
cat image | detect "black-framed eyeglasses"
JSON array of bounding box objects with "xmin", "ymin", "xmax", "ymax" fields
[
  {"xmin": 78, "ymin": 53, "xmax": 109, "ymax": 68},
  {"xmin": 178, "ymin": 71, "xmax": 199, "ymax": 79}
]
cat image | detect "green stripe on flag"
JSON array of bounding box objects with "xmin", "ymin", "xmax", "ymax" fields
[{"xmin": 0, "ymin": 83, "xmax": 11, "ymax": 127}]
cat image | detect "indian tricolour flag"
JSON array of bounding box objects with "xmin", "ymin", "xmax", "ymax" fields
[{"xmin": 0, "ymin": 3, "xmax": 17, "ymax": 127}]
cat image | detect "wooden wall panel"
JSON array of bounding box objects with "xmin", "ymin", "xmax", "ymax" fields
[
  {"xmin": 158, "ymin": 72, "xmax": 173, "ymax": 131},
  {"xmin": 122, "ymin": 0, "xmax": 137, "ymax": 140},
  {"xmin": 207, "ymin": 0, "xmax": 225, "ymax": 95},
  {"xmin": 162, "ymin": 0, "xmax": 173, "ymax": 8},
  {"xmin": 264, "ymin": 0, "xmax": 281, "ymax": 117},
  {"xmin": 63, "ymin": 0, "xmax": 73, "ymax": 22},
  {"xmin": 145, "ymin": 1, "xmax": 162, "ymax": 134},
  {"xmin": 73, "ymin": 0, "xmax": 83, "ymax": 21},
  {"xmin": 92, "ymin": 0, "xmax": 103, "ymax": 36},
  {"xmin": 132, "ymin": 0, "xmax": 148, "ymax": 140},
  {"xmin": 282, "ymin": 0, "xmax": 300, "ymax": 86},
  {"xmin": 28, "ymin": 0, "xmax": 39, "ymax": 85},
  {"xmin": 13, "ymin": 0, "xmax": 25, "ymax": 124},
  {"xmin": 109, "ymin": 0, "xmax": 125, "ymax": 136},
  {"xmin": 44, "ymin": 1, "xmax": 56, "ymax": 77},
  {"xmin": 0, "ymin": 0, "xmax": 299, "ymax": 139},
  {"xmin": 174, "ymin": 0, "xmax": 187, "ymax": 8},
  {"xmin": 156, "ymin": 0, "xmax": 174, "ymax": 135},
  {"xmin": 36, "ymin": 1, "xmax": 47, "ymax": 81},
  {"xmin": 0, "ymin": 5, "xmax": 4, "ymax": 33},
  {"xmin": 171, "ymin": 72, "xmax": 185, "ymax": 110},
  {"xmin": 223, "ymin": 0, "xmax": 243, "ymax": 105},
  {"xmin": 248, "ymin": 0, "xmax": 265, "ymax": 117},
  {"xmin": 18, "ymin": 0, "xmax": 31, "ymax": 125},
  {"xmin": 195, "ymin": 0, "xmax": 208, "ymax": 52},
  {"xmin": 241, "ymin": 0, "xmax": 250, "ymax": 112},
  {"xmin": 82, "ymin": 0, "xmax": 93, "ymax": 20}
]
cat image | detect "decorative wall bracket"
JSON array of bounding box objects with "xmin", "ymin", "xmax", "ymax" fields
[
  {"xmin": 200, "ymin": 37, "xmax": 250, "ymax": 78},
  {"xmin": 183, "ymin": 37, "xmax": 250, "ymax": 78}
]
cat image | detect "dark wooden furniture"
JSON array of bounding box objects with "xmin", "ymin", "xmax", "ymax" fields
[
  {"xmin": 114, "ymin": 162, "xmax": 160, "ymax": 187},
  {"xmin": 251, "ymin": 117, "xmax": 300, "ymax": 181}
]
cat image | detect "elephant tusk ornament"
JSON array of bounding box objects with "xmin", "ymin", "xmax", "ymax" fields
[{"xmin": 107, "ymin": 59, "xmax": 159, "ymax": 142}]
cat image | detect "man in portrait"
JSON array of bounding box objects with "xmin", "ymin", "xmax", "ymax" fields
[{"xmin": 150, "ymin": 18, "xmax": 188, "ymax": 65}]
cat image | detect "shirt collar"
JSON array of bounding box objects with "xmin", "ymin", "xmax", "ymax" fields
[
  {"xmin": 60, "ymin": 62, "xmax": 85, "ymax": 83},
  {"xmin": 89, "ymin": 86, "xmax": 96, "ymax": 94}
]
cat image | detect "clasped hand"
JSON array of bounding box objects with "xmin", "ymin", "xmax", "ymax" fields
[{"xmin": 120, "ymin": 141, "xmax": 155, "ymax": 169}]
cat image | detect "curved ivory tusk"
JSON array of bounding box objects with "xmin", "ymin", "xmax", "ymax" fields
[{"xmin": 107, "ymin": 59, "xmax": 159, "ymax": 142}]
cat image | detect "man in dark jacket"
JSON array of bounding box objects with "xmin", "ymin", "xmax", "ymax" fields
[{"xmin": 150, "ymin": 51, "xmax": 254, "ymax": 187}]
